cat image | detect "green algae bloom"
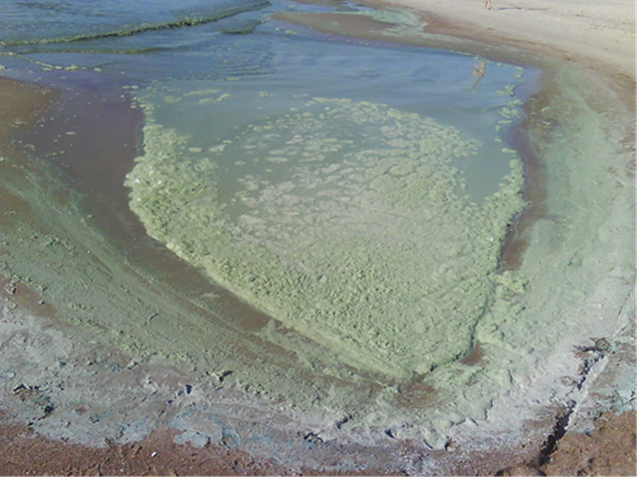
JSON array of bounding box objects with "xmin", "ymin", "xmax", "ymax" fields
[{"xmin": 126, "ymin": 96, "xmax": 525, "ymax": 378}]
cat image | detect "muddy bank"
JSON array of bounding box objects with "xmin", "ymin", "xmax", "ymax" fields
[
  {"xmin": 363, "ymin": 0, "xmax": 636, "ymax": 81},
  {"xmin": 1, "ymin": 409, "xmax": 634, "ymax": 476}
]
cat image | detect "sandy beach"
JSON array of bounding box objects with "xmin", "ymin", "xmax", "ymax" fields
[
  {"xmin": 0, "ymin": 0, "xmax": 635, "ymax": 475},
  {"xmin": 369, "ymin": 0, "xmax": 636, "ymax": 79}
]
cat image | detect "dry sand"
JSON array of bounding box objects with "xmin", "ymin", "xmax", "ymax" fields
[
  {"xmin": 0, "ymin": 0, "xmax": 635, "ymax": 475},
  {"xmin": 367, "ymin": 0, "xmax": 636, "ymax": 79}
]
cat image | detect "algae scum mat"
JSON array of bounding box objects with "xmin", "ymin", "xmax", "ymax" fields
[
  {"xmin": 129, "ymin": 92, "xmax": 526, "ymax": 378},
  {"xmin": 0, "ymin": 0, "xmax": 635, "ymax": 466}
]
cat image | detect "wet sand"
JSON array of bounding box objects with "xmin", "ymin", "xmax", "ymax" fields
[{"xmin": 0, "ymin": 0, "xmax": 635, "ymax": 475}]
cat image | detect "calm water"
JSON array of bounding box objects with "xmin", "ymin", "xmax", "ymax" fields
[
  {"xmin": 0, "ymin": 0, "xmax": 536, "ymax": 202},
  {"xmin": 0, "ymin": 0, "xmax": 540, "ymax": 377}
]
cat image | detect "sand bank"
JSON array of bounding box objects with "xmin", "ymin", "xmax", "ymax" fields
[{"xmin": 365, "ymin": 0, "xmax": 636, "ymax": 80}]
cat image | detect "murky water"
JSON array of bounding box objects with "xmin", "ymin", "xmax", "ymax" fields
[
  {"xmin": 0, "ymin": 0, "xmax": 538, "ymax": 378},
  {"xmin": 0, "ymin": 0, "xmax": 533, "ymax": 199}
]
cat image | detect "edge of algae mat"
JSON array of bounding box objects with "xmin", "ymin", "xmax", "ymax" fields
[{"xmin": 125, "ymin": 96, "xmax": 527, "ymax": 378}]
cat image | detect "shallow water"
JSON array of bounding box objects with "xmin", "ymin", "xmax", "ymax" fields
[
  {"xmin": 0, "ymin": 0, "xmax": 539, "ymax": 378},
  {"xmin": 0, "ymin": 0, "xmax": 533, "ymax": 200}
]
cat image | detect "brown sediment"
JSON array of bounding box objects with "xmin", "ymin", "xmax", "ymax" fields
[
  {"xmin": 395, "ymin": 376, "xmax": 438, "ymax": 410},
  {"xmin": 460, "ymin": 340, "xmax": 486, "ymax": 366},
  {"xmin": 539, "ymin": 410, "xmax": 637, "ymax": 476},
  {"xmin": 10, "ymin": 78, "xmax": 147, "ymax": 241},
  {"xmin": 0, "ymin": 402, "xmax": 632, "ymax": 476},
  {"xmin": 9, "ymin": 75, "xmax": 276, "ymax": 335},
  {"xmin": 0, "ymin": 273, "xmax": 57, "ymax": 319},
  {"xmin": 0, "ymin": 77, "xmax": 55, "ymax": 137},
  {"xmin": 0, "ymin": 77, "xmax": 56, "ymax": 202},
  {"xmin": 0, "ymin": 412, "xmax": 427, "ymax": 476},
  {"xmin": 0, "ymin": 421, "xmax": 292, "ymax": 476},
  {"xmin": 499, "ymin": 88, "xmax": 549, "ymax": 272}
]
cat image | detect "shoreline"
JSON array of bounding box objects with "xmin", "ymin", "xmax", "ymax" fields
[
  {"xmin": 0, "ymin": 0, "xmax": 635, "ymax": 475},
  {"xmin": 363, "ymin": 0, "xmax": 636, "ymax": 81}
]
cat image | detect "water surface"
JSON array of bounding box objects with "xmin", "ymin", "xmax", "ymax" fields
[{"xmin": 0, "ymin": 0, "xmax": 537, "ymax": 378}]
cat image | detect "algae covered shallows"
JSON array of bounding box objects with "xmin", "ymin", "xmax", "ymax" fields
[{"xmin": 126, "ymin": 95, "xmax": 526, "ymax": 378}]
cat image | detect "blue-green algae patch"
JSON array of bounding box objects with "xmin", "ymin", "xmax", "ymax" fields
[{"xmin": 126, "ymin": 95, "xmax": 525, "ymax": 378}]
